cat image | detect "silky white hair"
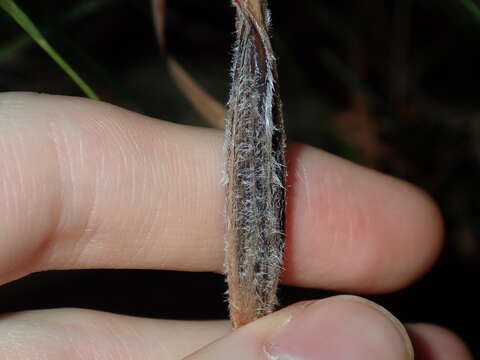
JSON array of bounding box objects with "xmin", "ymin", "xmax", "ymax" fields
[{"xmin": 224, "ymin": 0, "xmax": 287, "ymax": 328}]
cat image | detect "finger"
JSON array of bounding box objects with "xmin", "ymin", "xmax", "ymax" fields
[
  {"xmin": 0, "ymin": 92, "xmax": 443, "ymax": 292},
  {"xmin": 0, "ymin": 296, "xmax": 413, "ymax": 360},
  {"xmin": 284, "ymin": 142, "xmax": 443, "ymax": 292},
  {"xmin": 0, "ymin": 308, "xmax": 230, "ymax": 359},
  {"xmin": 185, "ymin": 295, "xmax": 413, "ymax": 359},
  {"xmin": 407, "ymin": 323, "xmax": 473, "ymax": 360}
]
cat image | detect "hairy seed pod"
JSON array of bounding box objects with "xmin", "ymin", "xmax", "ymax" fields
[{"xmin": 224, "ymin": 0, "xmax": 287, "ymax": 328}]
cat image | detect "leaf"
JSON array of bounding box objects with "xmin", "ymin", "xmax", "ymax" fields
[
  {"xmin": 151, "ymin": 0, "xmax": 225, "ymax": 129},
  {"xmin": 0, "ymin": 0, "xmax": 99, "ymax": 100},
  {"xmin": 460, "ymin": 0, "xmax": 480, "ymax": 23},
  {"xmin": 224, "ymin": 0, "xmax": 287, "ymax": 328}
]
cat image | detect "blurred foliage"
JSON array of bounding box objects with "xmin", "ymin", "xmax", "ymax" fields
[{"xmin": 0, "ymin": 0, "xmax": 479, "ymax": 356}]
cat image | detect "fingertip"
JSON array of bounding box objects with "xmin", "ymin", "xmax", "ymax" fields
[
  {"xmin": 265, "ymin": 295, "xmax": 413, "ymax": 360},
  {"xmin": 188, "ymin": 296, "xmax": 413, "ymax": 360},
  {"xmin": 384, "ymin": 183, "xmax": 444, "ymax": 291},
  {"xmin": 407, "ymin": 323, "xmax": 473, "ymax": 360},
  {"xmin": 284, "ymin": 144, "xmax": 444, "ymax": 293}
]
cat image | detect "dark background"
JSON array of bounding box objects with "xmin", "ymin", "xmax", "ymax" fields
[{"xmin": 1, "ymin": 0, "xmax": 479, "ymax": 356}]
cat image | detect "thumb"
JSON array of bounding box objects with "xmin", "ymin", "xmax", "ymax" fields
[{"xmin": 184, "ymin": 295, "xmax": 413, "ymax": 360}]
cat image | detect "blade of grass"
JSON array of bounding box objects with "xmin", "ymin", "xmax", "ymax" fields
[
  {"xmin": 320, "ymin": 50, "xmax": 379, "ymax": 106},
  {"xmin": 0, "ymin": 0, "xmax": 111, "ymax": 63},
  {"xmin": 65, "ymin": 0, "xmax": 111, "ymax": 21},
  {"xmin": 0, "ymin": 0, "xmax": 99, "ymax": 100},
  {"xmin": 460, "ymin": 0, "xmax": 480, "ymax": 23},
  {"xmin": 0, "ymin": 33, "xmax": 30, "ymax": 63}
]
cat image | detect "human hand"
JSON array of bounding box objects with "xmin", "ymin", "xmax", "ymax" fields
[{"xmin": 0, "ymin": 92, "xmax": 472, "ymax": 359}]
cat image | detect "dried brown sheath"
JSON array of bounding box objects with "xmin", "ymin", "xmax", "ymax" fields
[
  {"xmin": 224, "ymin": 0, "xmax": 286, "ymax": 328},
  {"xmin": 151, "ymin": 0, "xmax": 225, "ymax": 129}
]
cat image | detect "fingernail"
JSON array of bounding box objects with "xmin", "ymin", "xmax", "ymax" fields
[{"xmin": 265, "ymin": 297, "xmax": 413, "ymax": 360}]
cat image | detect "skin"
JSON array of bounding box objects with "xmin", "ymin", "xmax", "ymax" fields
[{"xmin": 0, "ymin": 92, "xmax": 473, "ymax": 359}]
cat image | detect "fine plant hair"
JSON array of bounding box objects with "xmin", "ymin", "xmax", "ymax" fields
[{"xmin": 224, "ymin": 0, "xmax": 287, "ymax": 328}]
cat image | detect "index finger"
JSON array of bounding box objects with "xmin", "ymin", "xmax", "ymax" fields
[{"xmin": 0, "ymin": 92, "xmax": 443, "ymax": 293}]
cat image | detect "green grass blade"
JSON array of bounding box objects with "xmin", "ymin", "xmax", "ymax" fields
[
  {"xmin": 461, "ymin": 0, "xmax": 480, "ymax": 23},
  {"xmin": 0, "ymin": 0, "xmax": 99, "ymax": 100},
  {"xmin": 0, "ymin": 33, "xmax": 30, "ymax": 63},
  {"xmin": 320, "ymin": 50, "xmax": 378, "ymax": 106},
  {"xmin": 0, "ymin": 0, "xmax": 111, "ymax": 64}
]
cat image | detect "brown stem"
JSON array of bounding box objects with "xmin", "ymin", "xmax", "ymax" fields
[{"xmin": 224, "ymin": 0, "xmax": 287, "ymax": 328}]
